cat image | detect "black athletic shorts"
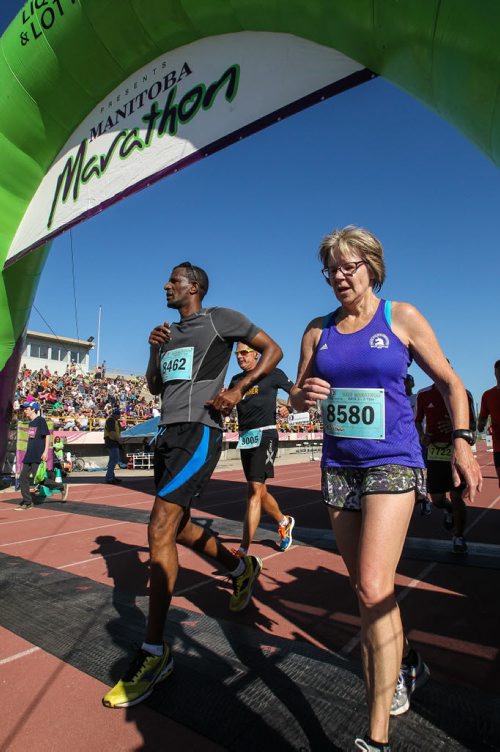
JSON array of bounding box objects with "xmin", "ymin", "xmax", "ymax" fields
[
  {"xmin": 240, "ymin": 429, "xmax": 278, "ymax": 483},
  {"xmin": 154, "ymin": 423, "xmax": 222, "ymax": 508},
  {"xmin": 427, "ymin": 460, "xmax": 465, "ymax": 495},
  {"xmin": 494, "ymin": 451, "xmax": 500, "ymax": 469}
]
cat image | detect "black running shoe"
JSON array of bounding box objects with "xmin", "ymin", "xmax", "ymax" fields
[
  {"xmin": 452, "ymin": 535, "xmax": 468, "ymax": 554},
  {"xmin": 443, "ymin": 510, "xmax": 454, "ymax": 531}
]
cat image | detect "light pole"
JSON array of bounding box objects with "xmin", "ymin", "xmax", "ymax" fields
[{"xmin": 96, "ymin": 305, "xmax": 102, "ymax": 369}]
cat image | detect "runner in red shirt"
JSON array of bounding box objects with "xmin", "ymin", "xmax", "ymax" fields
[
  {"xmin": 415, "ymin": 383, "xmax": 476, "ymax": 553},
  {"xmin": 478, "ymin": 359, "xmax": 500, "ymax": 487}
]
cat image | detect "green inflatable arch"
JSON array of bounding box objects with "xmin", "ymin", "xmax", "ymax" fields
[{"xmin": 1, "ymin": 0, "xmax": 500, "ymax": 463}]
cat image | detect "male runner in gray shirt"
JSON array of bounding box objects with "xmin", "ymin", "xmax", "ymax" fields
[{"xmin": 103, "ymin": 261, "xmax": 282, "ymax": 709}]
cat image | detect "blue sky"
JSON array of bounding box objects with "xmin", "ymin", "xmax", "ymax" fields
[{"xmin": 2, "ymin": 2, "xmax": 499, "ymax": 407}]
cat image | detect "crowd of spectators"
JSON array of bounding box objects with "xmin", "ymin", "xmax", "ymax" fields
[
  {"xmin": 277, "ymin": 403, "xmax": 323, "ymax": 432},
  {"xmin": 277, "ymin": 419, "xmax": 323, "ymax": 432},
  {"xmin": 14, "ymin": 362, "xmax": 160, "ymax": 432},
  {"xmin": 224, "ymin": 404, "xmax": 323, "ymax": 434},
  {"xmin": 14, "ymin": 363, "xmax": 323, "ymax": 435}
]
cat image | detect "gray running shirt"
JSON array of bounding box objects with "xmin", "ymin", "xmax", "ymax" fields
[{"xmin": 158, "ymin": 307, "xmax": 260, "ymax": 429}]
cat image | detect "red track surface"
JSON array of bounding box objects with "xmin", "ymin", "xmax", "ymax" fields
[{"xmin": 1, "ymin": 447, "xmax": 498, "ymax": 750}]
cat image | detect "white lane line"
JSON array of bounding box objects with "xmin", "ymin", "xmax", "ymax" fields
[
  {"xmin": 203, "ymin": 482, "xmax": 320, "ymax": 511},
  {"xmin": 202, "ymin": 454, "xmax": 493, "ymax": 512},
  {"xmin": 116, "ymin": 500, "xmax": 152, "ymax": 509},
  {"xmin": 55, "ymin": 493, "xmax": 497, "ymax": 573},
  {"xmin": 65, "ymin": 497, "xmax": 153, "ymax": 510},
  {"xmin": 464, "ymin": 493, "xmax": 500, "ymax": 533},
  {"xmin": 55, "ymin": 493, "xmax": 144, "ymax": 504},
  {"xmin": 0, "ymin": 513, "xmax": 69, "ymax": 527},
  {"xmin": 55, "ymin": 533, "xmax": 288, "ymax": 593},
  {"xmin": 57, "ymin": 526, "xmax": 289, "ymax": 573},
  {"xmin": 0, "ymin": 520, "xmax": 130, "ymax": 547},
  {"xmin": 39, "ymin": 451, "xmax": 489, "ymax": 500},
  {"xmin": 57, "ymin": 546, "xmax": 146, "ymax": 570},
  {"xmin": 0, "ymin": 467, "xmax": 320, "ymax": 519},
  {"xmin": 0, "ymin": 498, "xmax": 153, "ymax": 528},
  {"xmin": 0, "ymin": 647, "xmax": 40, "ymax": 665},
  {"xmin": 57, "ymin": 535, "xmax": 284, "ymax": 577},
  {"xmin": 175, "ymin": 548, "xmax": 285, "ymax": 596},
  {"xmin": 339, "ymin": 493, "xmax": 500, "ymax": 656}
]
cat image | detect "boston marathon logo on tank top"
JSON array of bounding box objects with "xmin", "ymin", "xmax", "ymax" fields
[{"xmin": 369, "ymin": 333, "xmax": 390, "ymax": 349}]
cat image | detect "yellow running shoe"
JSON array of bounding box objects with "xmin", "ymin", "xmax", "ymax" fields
[
  {"xmin": 229, "ymin": 555, "xmax": 262, "ymax": 612},
  {"xmin": 102, "ymin": 642, "xmax": 173, "ymax": 708}
]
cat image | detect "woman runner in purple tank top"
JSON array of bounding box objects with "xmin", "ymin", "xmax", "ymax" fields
[{"xmin": 290, "ymin": 226, "xmax": 482, "ymax": 752}]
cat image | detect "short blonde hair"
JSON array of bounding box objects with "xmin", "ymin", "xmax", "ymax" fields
[{"xmin": 318, "ymin": 225, "xmax": 385, "ymax": 291}]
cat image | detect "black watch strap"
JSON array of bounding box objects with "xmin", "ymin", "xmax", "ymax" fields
[{"xmin": 451, "ymin": 429, "xmax": 475, "ymax": 445}]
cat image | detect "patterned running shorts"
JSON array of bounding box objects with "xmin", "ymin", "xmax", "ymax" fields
[{"xmin": 321, "ymin": 464, "xmax": 427, "ymax": 511}]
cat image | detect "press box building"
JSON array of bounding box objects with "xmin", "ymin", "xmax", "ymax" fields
[{"xmin": 21, "ymin": 331, "xmax": 95, "ymax": 374}]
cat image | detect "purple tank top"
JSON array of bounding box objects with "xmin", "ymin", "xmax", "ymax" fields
[{"xmin": 313, "ymin": 299, "xmax": 424, "ymax": 468}]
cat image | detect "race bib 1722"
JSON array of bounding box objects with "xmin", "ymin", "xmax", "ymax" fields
[{"xmin": 427, "ymin": 443, "xmax": 453, "ymax": 462}]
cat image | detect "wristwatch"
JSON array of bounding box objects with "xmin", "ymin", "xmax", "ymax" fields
[{"xmin": 451, "ymin": 429, "xmax": 475, "ymax": 445}]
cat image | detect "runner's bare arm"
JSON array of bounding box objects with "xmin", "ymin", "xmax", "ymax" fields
[
  {"xmin": 414, "ymin": 419, "xmax": 430, "ymax": 446},
  {"xmin": 146, "ymin": 321, "xmax": 171, "ymax": 395},
  {"xmin": 278, "ymin": 404, "xmax": 290, "ymax": 419},
  {"xmin": 207, "ymin": 330, "xmax": 282, "ymax": 414},
  {"xmin": 392, "ymin": 302, "xmax": 482, "ymax": 500},
  {"xmin": 290, "ymin": 317, "xmax": 330, "ymax": 412},
  {"xmin": 477, "ymin": 416, "xmax": 487, "ymax": 432},
  {"xmin": 477, "ymin": 395, "xmax": 489, "ymax": 433}
]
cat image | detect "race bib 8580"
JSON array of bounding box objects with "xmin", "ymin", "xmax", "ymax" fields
[{"xmin": 322, "ymin": 387, "xmax": 385, "ymax": 440}]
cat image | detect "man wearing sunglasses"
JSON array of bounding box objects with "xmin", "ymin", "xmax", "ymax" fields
[
  {"xmin": 229, "ymin": 345, "xmax": 295, "ymax": 556},
  {"xmin": 103, "ymin": 261, "xmax": 282, "ymax": 709}
]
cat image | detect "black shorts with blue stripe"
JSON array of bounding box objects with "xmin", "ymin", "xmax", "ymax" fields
[{"xmin": 154, "ymin": 423, "xmax": 222, "ymax": 508}]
